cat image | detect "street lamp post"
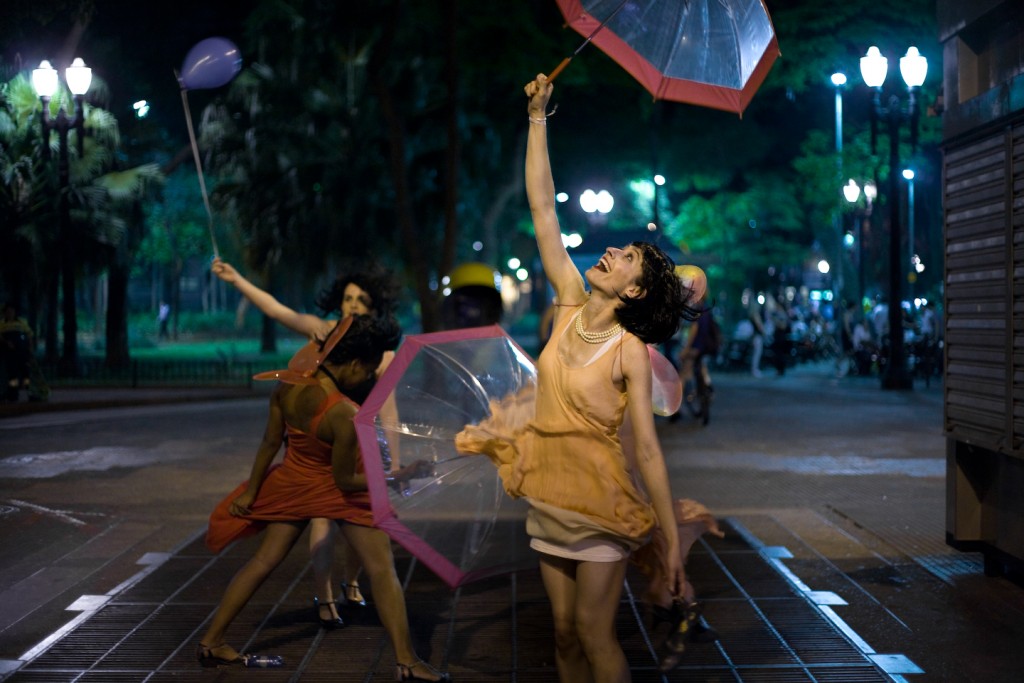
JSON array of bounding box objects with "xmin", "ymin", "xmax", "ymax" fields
[
  {"xmin": 843, "ymin": 179, "xmax": 863, "ymax": 309},
  {"xmin": 843, "ymin": 179, "xmax": 877, "ymax": 312},
  {"xmin": 860, "ymin": 46, "xmax": 927, "ymax": 390},
  {"xmin": 32, "ymin": 58, "xmax": 92, "ymax": 375},
  {"xmin": 903, "ymin": 168, "xmax": 916, "ymax": 299},
  {"xmin": 831, "ymin": 72, "xmax": 847, "ymax": 310}
]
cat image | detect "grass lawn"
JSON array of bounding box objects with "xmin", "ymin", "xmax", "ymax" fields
[{"xmin": 128, "ymin": 337, "xmax": 304, "ymax": 363}]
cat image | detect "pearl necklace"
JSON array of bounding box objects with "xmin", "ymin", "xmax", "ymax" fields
[{"xmin": 574, "ymin": 305, "xmax": 622, "ymax": 344}]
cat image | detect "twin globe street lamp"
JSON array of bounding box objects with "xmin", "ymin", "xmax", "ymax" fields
[
  {"xmin": 859, "ymin": 45, "xmax": 927, "ymax": 390},
  {"xmin": 32, "ymin": 58, "xmax": 93, "ymax": 374}
]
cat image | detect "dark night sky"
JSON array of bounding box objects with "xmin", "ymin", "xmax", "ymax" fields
[
  {"xmin": 86, "ymin": 1, "xmax": 249, "ymax": 135},
  {"xmin": 3, "ymin": 1, "xmax": 250, "ymax": 138}
]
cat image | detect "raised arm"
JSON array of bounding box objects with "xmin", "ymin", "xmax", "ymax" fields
[
  {"xmin": 211, "ymin": 257, "xmax": 329, "ymax": 339},
  {"xmin": 525, "ymin": 75, "xmax": 586, "ymax": 305}
]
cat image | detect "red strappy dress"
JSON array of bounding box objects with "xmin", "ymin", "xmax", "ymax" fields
[{"xmin": 205, "ymin": 391, "xmax": 374, "ymax": 553}]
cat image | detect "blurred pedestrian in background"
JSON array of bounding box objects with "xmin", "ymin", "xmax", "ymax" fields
[
  {"xmin": 1, "ymin": 302, "xmax": 34, "ymax": 403},
  {"xmin": 157, "ymin": 301, "xmax": 171, "ymax": 339}
]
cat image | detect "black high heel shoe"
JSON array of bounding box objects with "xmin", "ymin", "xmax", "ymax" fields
[
  {"xmin": 395, "ymin": 659, "xmax": 451, "ymax": 681},
  {"xmin": 650, "ymin": 600, "xmax": 685, "ymax": 629},
  {"xmin": 196, "ymin": 642, "xmax": 244, "ymax": 668},
  {"xmin": 313, "ymin": 596, "xmax": 345, "ymax": 629},
  {"xmin": 657, "ymin": 600, "xmax": 714, "ymax": 672},
  {"xmin": 341, "ymin": 581, "xmax": 367, "ymax": 607}
]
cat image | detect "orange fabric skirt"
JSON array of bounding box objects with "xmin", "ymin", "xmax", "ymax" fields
[{"xmin": 205, "ymin": 461, "xmax": 373, "ymax": 553}]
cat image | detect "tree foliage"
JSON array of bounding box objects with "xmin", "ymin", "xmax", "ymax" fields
[
  {"xmin": 2, "ymin": 0, "xmax": 946, "ymax": 344},
  {"xmin": 0, "ymin": 68, "xmax": 162, "ymax": 367}
]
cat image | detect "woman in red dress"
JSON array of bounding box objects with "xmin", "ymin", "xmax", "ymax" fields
[{"xmin": 197, "ymin": 314, "xmax": 449, "ymax": 682}]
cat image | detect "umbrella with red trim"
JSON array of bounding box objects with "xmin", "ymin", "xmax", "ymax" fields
[{"xmin": 551, "ymin": 0, "xmax": 780, "ymax": 114}]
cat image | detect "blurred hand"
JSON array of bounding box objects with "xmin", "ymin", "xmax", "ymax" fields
[
  {"xmin": 228, "ymin": 490, "xmax": 256, "ymax": 516},
  {"xmin": 211, "ymin": 258, "xmax": 239, "ymax": 284}
]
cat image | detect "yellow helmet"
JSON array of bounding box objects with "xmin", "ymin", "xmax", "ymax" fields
[
  {"xmin": 675, "ymin": 264, "xmax": 708, "ymax": 303},
  {"xmin": 447, "ymin": 262, "xmax": 499, "ymax": 291}
]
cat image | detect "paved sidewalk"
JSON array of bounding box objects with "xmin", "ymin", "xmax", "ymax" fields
[
  {"xmin": 0, "ymin": 385, "xmax": 266, "ymax": 418},
  {"xmin": 1, "ymin": 362, "xmax": 1023, "ymax": 682}
]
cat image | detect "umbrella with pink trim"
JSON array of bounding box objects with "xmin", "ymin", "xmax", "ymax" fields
[
  {"xmin": 551, "ymin": 0, "xmax": 780, "ymax": 114},
  {"xmin": 353, "ymin": 325, "xmax": 536, "ymax": 588}
]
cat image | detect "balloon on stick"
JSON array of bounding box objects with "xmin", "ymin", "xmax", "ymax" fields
[
  {"xmin": 179, "ymin": 37, "xmax": 243, "ymax": 90},
  {"xmin": 176, "ymin": 37, "xmax": 242, "ymax": 259}
]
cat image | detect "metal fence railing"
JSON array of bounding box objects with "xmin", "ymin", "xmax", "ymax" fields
[{"xmin": 35, "ymin": 358, "xmax": 264, "ymax": 389}]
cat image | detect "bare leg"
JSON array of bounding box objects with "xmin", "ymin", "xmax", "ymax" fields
[
  {"xmin": 200, "ymin": 522, "xmax": 305, "ymax": 659},
  {"xmin": 539, "ymin": 554, "xmax": 631, "ymax": 683},
  {"xmin": 338, "ymin": 523, "xmax": 446, "ymax": 679},
  {"xmin": 339, "ymin": 537, "xmax": 365, "ymax": 604},
  {"xmin": 308, "ymin": 517, "xmax": 341, "ymax": 620},
  {"xmin": 538, "ymin": 554, "xmax": 591, "ymax": 683},
  {"xmin": 341, "ymin": 524, "xmax": 412, "ymax": 658},
  {"xmin": 574, "ymin": 558, "xmax": 630, "ymax": 683}
]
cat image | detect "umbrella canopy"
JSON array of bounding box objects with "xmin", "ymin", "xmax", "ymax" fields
[
  {"xmin": 555, "ymin": 0, "xmax": 780, "ymax": 114},
  {"xmin": 353, "ymin": 325, "xmax": 536, "ymax": 588}
]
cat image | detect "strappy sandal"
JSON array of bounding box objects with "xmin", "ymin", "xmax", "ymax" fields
[
  {"xmin": 395, "ymin": 658, "xmax": 452, "ymax": 681},
  {"xmin": 196, "ymin": 642, "xmax": 243, "ymax": 668},
  {"xmin": 342, "ymin": 581, "xmax": 367, "ymax": 607}
]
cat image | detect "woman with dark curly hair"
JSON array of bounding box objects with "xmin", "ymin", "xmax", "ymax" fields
[
  {"xmin": 211, "ymin": 258, "xmax": 401, "ymax": 624},
  {"xmin": 198, "ymin": 314, "xmax": 449, "ymax": 681},
  {"xmin": 457, "ymin": 75, "xmax": 701, "ymax": 683}
]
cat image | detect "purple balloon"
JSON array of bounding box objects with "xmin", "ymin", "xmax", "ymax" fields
[{"xmin": 179, "ymin": 37, "xmax": 242, "ymax": 90}]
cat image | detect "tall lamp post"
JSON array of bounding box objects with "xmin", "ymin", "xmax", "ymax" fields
[
  {"xmin": 903, "ymin": 168, "xmax": 916, "ymax": 300},
  {"xmin": 32, "ymin": 58, "xmax": 92, "ymax": 375},
  {"xmin": 831, "ymin": 71, "xmax": 847, "ymax": 310},
  {"xmin": 860, "ymin": 45, "xmax": 927, "ymax": 390},
  {"xmin": 843, "ymin": 179, "xmax": 876, "ymax": 312}
]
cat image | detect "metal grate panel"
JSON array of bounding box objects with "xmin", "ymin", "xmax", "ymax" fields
[{"xmin": 8, "ymin": 518, "xmax": 900, "ymax": 682}]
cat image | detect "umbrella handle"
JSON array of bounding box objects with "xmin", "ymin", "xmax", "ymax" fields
[
  {"xmin": 548, "ymin": 57, "xmax": 572, "ymax": 83},
  {"xmin": 550, "ymin": 0, "xmax": 629, "ymax": 84}
]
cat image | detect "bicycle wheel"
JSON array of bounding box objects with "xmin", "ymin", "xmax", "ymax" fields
[
  {"xmin": 696, "ymin": 373, "xmax": 710, "ymax": 426},
  {"xmin": 683, "ymin": 379, "xmax": 702, "ymax": 418}
]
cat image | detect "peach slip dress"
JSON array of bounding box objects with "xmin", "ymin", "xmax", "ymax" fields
[
  {"xmin": 456, "ymin": 304, "xmax": 656, "ymax": 560},
  {"xmin": 206, "ymin": 390, "xmax": 374, "ymax": 553}
]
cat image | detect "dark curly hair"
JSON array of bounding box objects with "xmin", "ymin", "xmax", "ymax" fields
[
  {"xmin": 615, "ymin": 242, "xmax": 702, "ymax": 344},
  {"xmin": 324, "ymin": 314, "xmax": 402, "ymax": 369},
  {"xmin": 315, "ymin": 263, "xmax": 401, "ymax": 317}
]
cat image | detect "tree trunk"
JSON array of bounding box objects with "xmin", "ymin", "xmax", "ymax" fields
[
  {"xmin": 259, "ymin": 266, "xmax": 277, "ymax": 353},
  {"xmin": 44, "ymin": 267, "xmax": 59, "ymax": 363},
  {"xmin": 439, "ymin": 0, "xmax": 459, "ymax": 293},
  {"xmin": 105, "ymin": 255, "xmax": 131, "ymax": 368},
  {"xmin": 170, "ymin": 257, "xmax": 183, "ymax": 341},
  {"xmin": 368, "ymin": 0, "xmax": 440, "ymax": 331}
]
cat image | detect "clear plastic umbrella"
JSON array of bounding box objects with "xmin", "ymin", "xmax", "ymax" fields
[
  {"xmin": 353, "ymin": 325, "xmax": 537, "ymax": 588},
  {"xmin": 553, "ymin": 0, "xmax": 780, "ymax": 114}
]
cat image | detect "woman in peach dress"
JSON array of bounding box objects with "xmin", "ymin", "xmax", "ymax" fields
[{"xmin": 457, "ymin": 75, "xmax": 703, "ymax": 683}]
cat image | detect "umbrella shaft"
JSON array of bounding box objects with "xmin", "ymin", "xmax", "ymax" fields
[
  {"xmin": 551, "ymin": 0, "xmax": 631, "ymax": 83},
  {"xmin": 576, "ymin": 0, "xmax": 631, "ymax": 54}
]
